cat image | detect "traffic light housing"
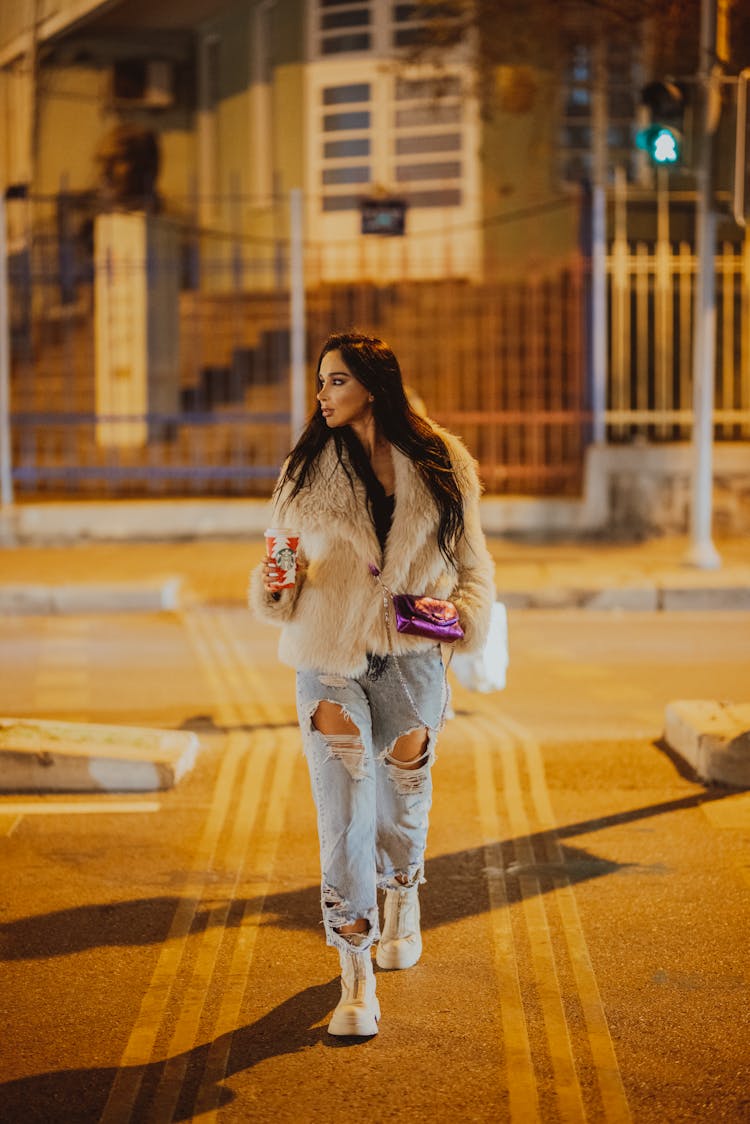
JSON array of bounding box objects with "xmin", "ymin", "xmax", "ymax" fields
[{"xmin": 636, "ymin": 80, "xmax": 686, "ymax": 167}]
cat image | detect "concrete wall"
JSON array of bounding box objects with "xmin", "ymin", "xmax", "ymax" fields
[
  {"xmin": 33, "ymin": 49, "xmax": 195, "ymax": 203},
  {"xmin": 20, "ymin": 0, "xmax": 582, "ymax": 274},
  {"xmin": 480, "ymin": 65, "xmax": 580, "ymax": 271},
  {"xmin": 596, "ymin": 443, "xmax": 750, "ymax": 538},
  {"xmin": 482, "ymin": 443, "xmax": 750, "ymax": 539}
]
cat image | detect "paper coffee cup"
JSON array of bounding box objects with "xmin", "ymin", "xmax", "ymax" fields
[{"xmin": 264, "ymin": 528, "xmax": 300, "ymax": 590}]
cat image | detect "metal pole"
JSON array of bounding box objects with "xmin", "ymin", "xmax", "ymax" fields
[
  {"xmin": 289, "ymin": 187, "xmax": 307, "ymax": 443},
  {"xmin": 590, "ymin": 185, "xmax": 607, "ymax": 443},
  {"xmin": 0, "ymin": 194, "xmax": 14, "ymax": 507},
  {"xmin": 686, "ymin": 0, "xmax": 721, "ymax": 568},
  {"xmin": 590, "ymin": 37, "xmax": 608, "ymax": 445},
  {"xmin": 732, "ymin": 69, "xmax": 749, "ymax": 228}
]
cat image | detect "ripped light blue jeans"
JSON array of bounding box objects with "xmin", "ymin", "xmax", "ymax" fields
[{"xmin": 296, "ymin": 646, "xmax": 446, "ymax": 955}]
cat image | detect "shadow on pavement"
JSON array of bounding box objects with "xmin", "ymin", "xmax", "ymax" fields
[
  {"xmin": 1, "ymin": 786, "xmax": 735, "ymax": 962},
  {"xmin": 0, "ymin": 980, "xmax": 341, "ymax": 1124}
]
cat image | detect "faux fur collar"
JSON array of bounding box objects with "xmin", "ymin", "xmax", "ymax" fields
[{"xmin": 287, "ymin": 438, "xmax": 439, "ymax": 584}]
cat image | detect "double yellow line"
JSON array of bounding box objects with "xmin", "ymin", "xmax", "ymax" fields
[
  {"xmin": 472, "ymin": 710, "xmax": 632, "ymax": 1123},
  {"xmin": 100, "ymin": 608, "xmax": 296, "ymax": 1124}
]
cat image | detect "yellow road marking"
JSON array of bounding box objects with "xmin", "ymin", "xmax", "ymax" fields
[
  {"xmin": 480, "ymin": 715, "xmax": 586, "ymax": 1123},
  {"xmin": 0, "ymin": 801, "xmax": 160, "ymax": 815},
  {"xmin": 98, "ymin": 735, "xmax": 245, "ymax": 1124},
  {"xmin": 502, "ymin": 712, "xmax": 632, "ymax": 1124},
  {"xmin": 473, "ymin": 730, "xmax": 540, "ymax": 1123},
  {"xmin": 193, "ymin": 732, "xmax": 298, "ymax": 1120},
  {"xmin": 94, "ymin": 606, "xmax": 296, "ymax": 1122},
  {"xmin": 145, "ymin": 734, "xmax": 274, "ymax": 1123},
  {"xmin": 215, "ymin": 607, "xmax": 282, "ymax": 728}
]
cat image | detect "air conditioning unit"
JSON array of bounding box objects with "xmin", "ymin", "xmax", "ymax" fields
[{"xmin": 112, "ymin": 60, "xmax": 174, "ymax": 109}]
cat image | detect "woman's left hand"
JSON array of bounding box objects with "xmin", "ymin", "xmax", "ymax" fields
[{"xmin": 415, "ymin": 596, "xmax": 458, "ymax": 621}]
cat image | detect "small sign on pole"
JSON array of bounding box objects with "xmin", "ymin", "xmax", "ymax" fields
[{"xmin": 360, "ymin": 198, "xmax": 407, "ymax": 237}]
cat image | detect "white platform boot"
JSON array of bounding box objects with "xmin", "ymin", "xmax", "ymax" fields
[
  {"xmin": 328, "ymin": 942, "xmax": 380, "ymax": 1037},
  {"xmin": 376, "ymin": 884, "xmax": 422, "ymax": 970}
]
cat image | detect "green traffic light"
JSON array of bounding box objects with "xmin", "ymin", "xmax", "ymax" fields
[
  {"xmin": 635, "ymin": 124, "xmax": 682, "ymax": 166},
  {"xmin": 652, "ymin": 127, "xmax": 680, "ymax": 164}
]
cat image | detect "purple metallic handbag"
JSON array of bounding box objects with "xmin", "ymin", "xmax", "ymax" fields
[{"xmin": 369, "ymin": 564, "xmax": 464, "ymax": 643}]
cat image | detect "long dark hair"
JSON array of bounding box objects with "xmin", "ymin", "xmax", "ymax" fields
[{"xmin": 276, "ymin": 331, "xmax": 465, "ymax": 567}]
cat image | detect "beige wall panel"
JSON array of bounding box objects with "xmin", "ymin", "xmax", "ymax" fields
[
  {"xmin": 481, "ymin": 69, "xmax": 579, "ymax": 270},
  {"xmin": 273, "ymin": 63, "xmax": 305, "ymax": 200},
  {"xmin": 36, "ymin": 66, "xmax": 107, "ymax": 193},
  {"xmin": 158, "ymin": 128, "xmax": 196, "ymax": 208}
]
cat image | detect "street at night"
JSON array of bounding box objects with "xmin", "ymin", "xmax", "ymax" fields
[
  {"xmin": 1, "ymin": 596, "xmax": 748, "ymax": 1122},
  {"xmin": 2, "ymin": 0, "xmax": 750, "ymax": 1119}
]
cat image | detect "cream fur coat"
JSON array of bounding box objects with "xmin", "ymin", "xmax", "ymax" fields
[{"xmin": 249, "ymin": 426, "xmax": 496, "ymax": 676}]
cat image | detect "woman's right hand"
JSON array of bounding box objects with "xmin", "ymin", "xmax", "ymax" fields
[{"xmin": 262, "ymin": 558, "xmax": 286, "ymax": 593}]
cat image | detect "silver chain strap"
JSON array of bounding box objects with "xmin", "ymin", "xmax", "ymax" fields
[{"xmin": 376, "ymin": 576, "xmax": 451, "ymax": 731}]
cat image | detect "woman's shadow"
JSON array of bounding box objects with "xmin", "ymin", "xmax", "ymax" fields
[{"xmin": 0, "ymin": 978, "xmax": 353, "ymax": 1124}]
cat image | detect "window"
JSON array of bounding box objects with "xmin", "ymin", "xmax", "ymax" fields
[
  {"xmin": 320, "ymin": 82, "xmax": 372, "ymax": 212},
  {"xmin": 307, "ymin": 54, "xmax": 479, "ymax": 280},
  {"xmin": 393, "ymin": 76, "xmax": 464, "ymax": 207},
  {"xmin": 391, "ymin": 2, "xmax": 462, "ymax": 49},
  {"xmin": 312, "ymin": 0, "xmax": 464, "ymax": 59},
  {"xmin": 558, "ymin": 33, "xmax": 641, "ymax": 185},
  {"xmin": 318, "ymin": 0, "xmax": 371, "ymax": 55},
  {"xmin": 317, "ymin": 72, "xmax": 465, "ymax": 212}
]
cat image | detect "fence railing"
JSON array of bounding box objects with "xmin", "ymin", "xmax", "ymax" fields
[
  {"xmin": 606, "ymin": 237, "xmax": 750, "ymax": 441},
  {"xmin": 7, "ymin": 190, "xmax": 749, "ymax": 503},
  {"xmin": 5, "ymin": 193, "xmax": 588, "ymax": 498}
]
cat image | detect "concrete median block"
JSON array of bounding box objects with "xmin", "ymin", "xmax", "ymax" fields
[
  {"xmin": 0, "ymin": 578, "xmax": 181, "ymax": 615},
  {"xmin": 0, "ymin": 718, "xmax": 199, "ymax": 793},
  {"xmin": 583, "ymin": 585, "xmax": 659, "ymax": 611},
  {"xmin": 660, "ymin": 587, "xmax": 750, "ymax": 611},
  {"xmin": 0, "ymin": 586, "xmax": 56, "ymax": 614},
  {"xmin": 664, "ymin": 700, "xmax": 750, "ymax": 788},
  {"xmin": 528, "ymin": 587, "xmax": 579, "ymax": 609}
]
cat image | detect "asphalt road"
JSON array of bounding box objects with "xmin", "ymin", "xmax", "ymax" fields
[{"xmin": 0, "ymin": 608, "xmax": 749, "ymax": 1123}]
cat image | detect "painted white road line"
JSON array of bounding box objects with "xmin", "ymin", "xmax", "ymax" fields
[{"xmin": 0, "ymin": 801, "xmax": 161, "ymax": 815}]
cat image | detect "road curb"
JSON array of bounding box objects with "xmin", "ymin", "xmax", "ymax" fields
[
  {"xmin": 499, "ymin": 584, "xmax": 748, "ymax": 611},
  {"xmin": 660, "ymin": 586, "xmax": 750, "ymax": 611},
  {"xmin": 0, "ymin": 718, "xmax": 199, "ymax": 793},
  {"xmin": 0, "ymin": 578, "xmax": 181, "ymax": 615},
  {"xmin": 663, "ymin": 700, "xmax": 750, "ymax": 788},
  {"xmin": 0, "ymin": 579, "xmax": 748, "ymax": 615}
]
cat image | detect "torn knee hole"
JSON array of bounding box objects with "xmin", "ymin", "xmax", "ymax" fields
[
  {"xmin": 384, "ymin": 728, "xmax": 430, "ymax": 771},
  {"xmin": 387, "ymin": 747, "xmax": 430, "ymax": 771},
  {"xmin": 310, "ymin": 699, "xmax": 358, "ymax": 734},
  {"xmin": 318, "ymin": 731, "xmax": 368, "ymax": 781}
]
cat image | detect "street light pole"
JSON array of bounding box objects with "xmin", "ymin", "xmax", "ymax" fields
[
  {"xmin": 590, "ymin": 36, "xmax": 608, "ymax": 446},
  {"xmin": 686, "ymin": 0, "xmax": 721, "ymax": 568},
  {"xmin": 0, "ymin": 194, "xmax": 14, "ymax": 507},
  {"xmin": 289, "ymin": 188, "xmax": 307, "ymax": 443}
]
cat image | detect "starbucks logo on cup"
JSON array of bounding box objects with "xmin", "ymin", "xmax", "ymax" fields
[{"xmin": 264, "ymin": 528, "xmax": 300, "ymax": 590}]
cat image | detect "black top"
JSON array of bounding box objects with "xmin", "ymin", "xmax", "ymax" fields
[{"xmin": 359, "ymin": 456, "xmax": 395, "ymax": 554}]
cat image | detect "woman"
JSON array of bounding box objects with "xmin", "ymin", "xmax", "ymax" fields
[{"xmin": 250, "ymin": 331, "xmax": 495, "ymax": 1037}]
